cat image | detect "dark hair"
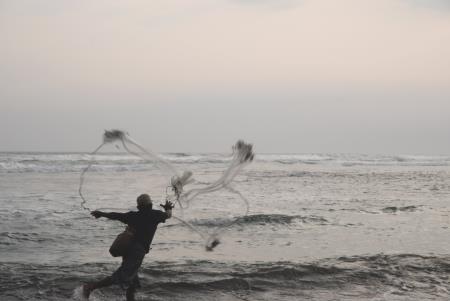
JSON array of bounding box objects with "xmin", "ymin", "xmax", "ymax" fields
[
  {"xmin": 136, "ymin": 194, "xmax": 152, "ymax": 210},
  {"xmin": 137, "ymin": 202, "xmax": 152, "ymax": 211}
]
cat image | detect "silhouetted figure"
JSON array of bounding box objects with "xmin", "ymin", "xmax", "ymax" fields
[{"xmin": 82, "ymin": 194, "xmax": 173, "ymax": 301}]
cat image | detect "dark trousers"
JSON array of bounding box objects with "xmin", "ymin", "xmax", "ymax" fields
[{"xmin": 112, "ymin": 243, "xmax": 146, "ymax": 290}]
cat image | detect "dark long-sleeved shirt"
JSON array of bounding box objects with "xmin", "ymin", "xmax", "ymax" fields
[{"xmin": 103, "ymin": 209, "xmax": 168, "ymax": 253}]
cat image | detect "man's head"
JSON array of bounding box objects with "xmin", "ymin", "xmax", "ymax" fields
[{"xmin": 137, "ymin": 194, "xmax": 152, "ymax": 211}]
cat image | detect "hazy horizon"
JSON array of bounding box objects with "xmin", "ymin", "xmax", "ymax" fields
[{"xmin": 1, "ymin": 0, "xmax": 449, "ymax": 155}]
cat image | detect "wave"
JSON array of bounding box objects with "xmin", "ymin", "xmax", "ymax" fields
[
  {"xmin": 381, "ymin": 206, "xmax": 418, "ymax": 213},
  {"xmin": 185, "ymin": 214, "xmax": 328, "ymax": 228},
  {"xmin": 2, "ymin": 254, "xmax": 450, "ymax": 300},
  {"xmin": 0, "ymin": 152, "xmax": 230, "ymax": 173},
  {"xmin": 0, "ymin": 231, "xmax": 59, "ymax": 245},
  {"xmin": 1, "ymin": 152, "xmax": 450, "ymax": 173},
  {"xmin": 258, "ymin": 153, "xmax": 450, "ymax": 167}
]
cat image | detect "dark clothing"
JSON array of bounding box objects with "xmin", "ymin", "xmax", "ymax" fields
[
  {"xmin": 87, "ymin": 206, "xmax": 170, "ymax": 300},
  {"xmin": 111, "ymin": 242, "xmax": 146, "ymax": 290},
  {"xmin": 104, "ymin": 208, "xmax": 167, "ymax": 253}
]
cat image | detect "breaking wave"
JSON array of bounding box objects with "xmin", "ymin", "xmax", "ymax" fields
[
  {"xmin": 2, "ymin": 152, "xmax": 450, "ymax": 173},
  {"xmin": 1, "ymin": 254, "xmax": 450, "ymax": 300},
  {"xmin": 184, "ymin": 214, "xmax": 328, "ymax": 228}
]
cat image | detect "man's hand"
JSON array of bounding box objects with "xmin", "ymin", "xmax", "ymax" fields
[
  {"xmin": 91, "ymin": 210, "xmax": 103, "ymax": 219},
  {"xmin": 160, "ymin": 200, "xmax": 175, "ymax": 211}
]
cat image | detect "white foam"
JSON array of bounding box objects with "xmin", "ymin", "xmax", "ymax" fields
[
  {"xmin": 72, "ymin": 285, "xmax": 104, "ymax": 301},
  {"xmin": 72, "ymin": 286, "xmax": 88, "ymax": 300},
  {"xmin": 2, "ymin": 151, "xmax": 450, "ymax": 173}
]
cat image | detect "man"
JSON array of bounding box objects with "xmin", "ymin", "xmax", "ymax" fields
[{"xmin": 83, "ymin": 194, "xmax": 174, "ymax": 301}]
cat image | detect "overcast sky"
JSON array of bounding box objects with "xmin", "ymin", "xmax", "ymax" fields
[{"xmin": 1, "ymin": 0, "xmax": 449, "ymax": 154}]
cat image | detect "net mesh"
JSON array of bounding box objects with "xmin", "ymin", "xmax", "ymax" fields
[{"xmin": 79, "ymin": 129, "xmax": 254, "ymax": 251}]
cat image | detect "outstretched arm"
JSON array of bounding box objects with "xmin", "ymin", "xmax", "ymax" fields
[{"xmin": 91, "ymin": 211, "xmax": 129, "ymax": 223}]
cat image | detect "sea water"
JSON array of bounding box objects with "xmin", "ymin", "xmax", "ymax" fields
[{"xmin": 1, "ymin": 152, "xmax": 450, "ymax": 300}]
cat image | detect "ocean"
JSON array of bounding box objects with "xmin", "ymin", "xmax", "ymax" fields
[{"xmin": 1, "ymin": 151, "xmax": 450, "ymax": 300}]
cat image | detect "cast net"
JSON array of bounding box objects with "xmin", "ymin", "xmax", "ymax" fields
[{"xmin": 79, "ymin": 129, "xmax": 254, "ymax": 251}]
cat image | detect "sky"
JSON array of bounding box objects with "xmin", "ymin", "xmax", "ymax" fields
[{"xmin": 1, "ymin": 0, "xmax": 449, "ymax": 154}]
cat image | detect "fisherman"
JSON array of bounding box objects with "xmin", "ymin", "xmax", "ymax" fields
[{"xmin": 82, "ymin": 194, "xmax": 174, "ymax": 301}]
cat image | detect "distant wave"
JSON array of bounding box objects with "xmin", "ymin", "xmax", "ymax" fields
[
  {"xmin": 1, "ymin": 152, "xmax": 450, "ymax": 173},
  {"xmin": 185, "ymin": 214, "xmax": 328, "ymax": 228},
  {"xmin": 0, "ymin": 232, "xmax": 58, "ymax": 245},
  {"xmin": 0, "ymin": 152, "xmax": 229, "ymax": 173},
  {"xmin": 2, "ymin": 254, "xmax": 450, "ymax": 300},
  {"xmin": 258, "ymin": 154, "xmax": 334, "ymax": 165},
  {"xmin": 381, "ymin": 206, "xmax": 418, "ymax": 213}
]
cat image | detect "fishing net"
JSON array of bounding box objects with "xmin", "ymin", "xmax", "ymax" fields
[{"xmin": 79, "ymin": 129, "xmax": 254, "ymax": 250}]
